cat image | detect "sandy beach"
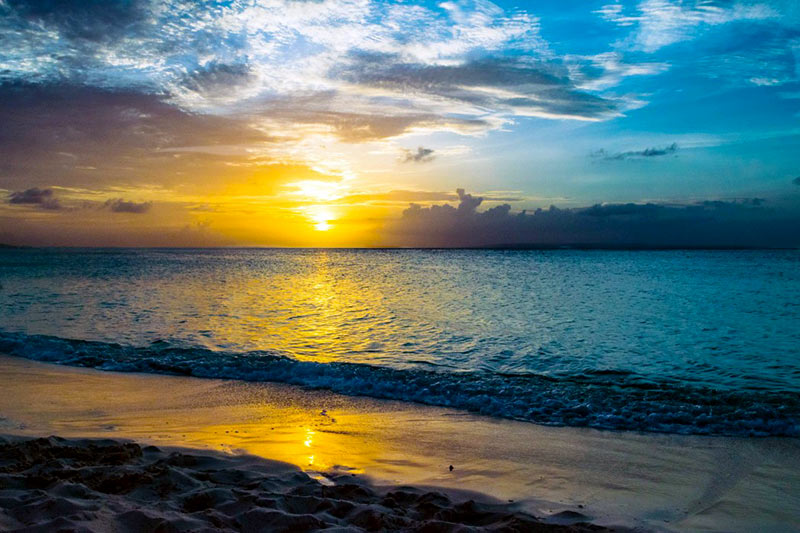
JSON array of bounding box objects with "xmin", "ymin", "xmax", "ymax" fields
[
  {"xmin": 1, "ymin": 355, "xmax": 799, "ymax": 532},
  {"xmin": 0, "ymin": 434, "xmax": 614, "ymax": 532}
]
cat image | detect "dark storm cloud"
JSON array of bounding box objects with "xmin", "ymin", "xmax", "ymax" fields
[
  {"xmin": 403, "ymin": 147, "xmax": 435, "ymax": 163},
  {"xmin": 104, "ymin": 198, "xmax": 152, "ymax": 214},
  {"xmin": 7, "ymin": 187, "xmax": 61, "ymax": 210},
  {"xmin": 591, "ymin": 143, "xmax": 678, "ymax": 161},
  {"xmin": 334, "ymin": 53, "xmax": 619, "ymax": 120},
  {"xmin": 2, "ymin": 0, "xmax": 150, "ymax": 43},
  {"xmin": 382, "ymin": 190, "xmax": 800, "ymax": 248}
]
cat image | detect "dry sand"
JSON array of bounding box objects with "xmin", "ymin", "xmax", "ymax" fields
[{"xmin": 1, "ymin": 355, "xmax": 799, "ymax": 532}]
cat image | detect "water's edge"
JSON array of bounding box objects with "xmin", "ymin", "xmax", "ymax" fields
[{"xmin": 1, "ymin": 331, "xmax": 796, "ymax": 437}]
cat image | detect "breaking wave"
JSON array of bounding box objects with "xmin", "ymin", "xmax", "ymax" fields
[{"xmin": 0, "ymin": 331, "xmax": 797, "ymax": 437}]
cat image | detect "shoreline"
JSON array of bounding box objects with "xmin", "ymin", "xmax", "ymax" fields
[
  {"xmin": 1, "ymin": 355, "xmax": 799, "ymax": 531},
  {"xmin": 2, "ymin": 331, "xmax": 795, "ymax": 438}
]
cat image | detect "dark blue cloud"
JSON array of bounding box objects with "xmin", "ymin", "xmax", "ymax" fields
[
  {"xmin": 592, "ymin": 143, "xmax": 677, "ymax": 161},
  {"xmin": 3, "ymin": 0, "xmax": 150, "ymax": 43},
  {"xmin": 384, "ymin": 189, "xmax": 800, "ymax": 248},
  {"xmin": 104, "ymin": 198, "xmax": 152, "ymax": 214},
  {"xmin": 182, "ymin": 62, "xmax": 255, "ymax": 96},
  {"xmin": 7, "ymin": 187, "xmax": 61, "ymax": 210}
]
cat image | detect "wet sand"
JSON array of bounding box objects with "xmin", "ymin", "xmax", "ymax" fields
[
  {"xmin": 0, "ymin": 435, "xmax": 611, "ymax": 532},
  {"xmin": 1, "ymin": 355, "xmax": 799, "ymax": 531}
]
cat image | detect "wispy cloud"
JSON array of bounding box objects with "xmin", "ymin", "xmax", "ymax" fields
[
  {"xmin": 591, "ymin": 142, "xmax": 678, "ymax": 160},
  {"xmin": 569, "ymin": 52, "xmax": 670, "ymax": 91},
  {"xmin": 335, "ymin": 52, "xmax": 621, "ymax": 122},
  {"xmin": 596, "ymin": 0, "xmax": 777, "ymax": 52}
]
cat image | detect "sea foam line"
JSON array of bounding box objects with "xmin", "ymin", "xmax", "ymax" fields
[{"xmin": 0, "ymin": 331, "xmax": 797, "ymax": 437}]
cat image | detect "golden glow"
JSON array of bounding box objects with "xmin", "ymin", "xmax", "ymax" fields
[
  {"xmin": 3, "ymin": 154, "xmax": 404, "ymax": 246},
  {"xmin": 291, "ymin": 180, "xmax": 344, "ymax": 202},
  {"xmin": 306, "ymin": 205, "xmax": 335, "ymax": 231}
]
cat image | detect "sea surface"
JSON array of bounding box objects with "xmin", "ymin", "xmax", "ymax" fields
[{"xmin": 1, "ymin": 248, "xmax": 798, "ymax": 436}]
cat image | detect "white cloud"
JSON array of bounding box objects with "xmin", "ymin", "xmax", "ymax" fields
[{"xmin": 597, "ymin": 0, "xmax": 777, "ymax": 52}]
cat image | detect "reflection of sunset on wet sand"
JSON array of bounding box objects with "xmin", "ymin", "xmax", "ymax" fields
[{"xmin": 3, "ymin": 355, "xmax": 799, "ymax": 531}]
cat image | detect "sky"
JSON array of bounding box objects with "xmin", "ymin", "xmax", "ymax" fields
[{"xmin": 1, "ymin": 0, "xmax": 799, "ymax": 247}]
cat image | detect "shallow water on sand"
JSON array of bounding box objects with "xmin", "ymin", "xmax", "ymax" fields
[
  {"xmin": 2, "ymin": 356, "xmax": 799, "ymax": 533},
  {"xmin": 1, "ymin": 248, "xmax": 799, "ymax": 435}
]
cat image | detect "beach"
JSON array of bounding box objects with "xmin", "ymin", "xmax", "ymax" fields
[
  {"xmin": 4, "ymin": 0, "xmax": 800, "ymax": 528},
  {"xmin": 0, "ymin": 435, "xmax": 610, "ymax": 532},
  {"xmin": 2, "ymin": 355, "xmax": 799, "ymax": 532}
]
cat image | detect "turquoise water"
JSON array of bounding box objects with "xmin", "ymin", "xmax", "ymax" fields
[{"xmin": 1, "ymin": 248, "xmax": 798, "ymax": 436}]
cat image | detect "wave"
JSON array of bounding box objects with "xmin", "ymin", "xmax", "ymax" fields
[{"xmin": 0, "ymin": 331, "xmax": 797, "ymax": 437}]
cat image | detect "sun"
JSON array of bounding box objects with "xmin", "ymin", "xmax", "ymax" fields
[{"xmin": 307, "ymin": 206, "xmax": 335, "ymax": 231}]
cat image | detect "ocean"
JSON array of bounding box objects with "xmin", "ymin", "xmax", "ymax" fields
[{"xmin": 1, "ymin": 248, "xmax": 798, "ymax": 436}]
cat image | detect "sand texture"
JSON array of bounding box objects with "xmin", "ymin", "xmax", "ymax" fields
[{"xmin": 0, "ymin": 435, "xmax": 613, "ymax": 532}]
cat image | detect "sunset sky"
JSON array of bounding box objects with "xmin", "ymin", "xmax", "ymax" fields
[{"xmin": 1, "ymin": 0, "xmax": 799, "ymax": 247}]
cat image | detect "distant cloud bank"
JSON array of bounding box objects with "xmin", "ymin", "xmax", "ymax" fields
[
  {"xmin": 7, "ymin": 186, "xmax": 151, "ymax": 214},
  {"xmin": 382, "ymin": 189, "xmax": 799, "ymax": 248}
]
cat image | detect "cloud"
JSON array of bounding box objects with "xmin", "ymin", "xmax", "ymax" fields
[
  {"xmin": 569, "ymin": 52, "xmax": 670, "ymax": 91},
  {"xmin": 402, "ymin": 147, "xmax": 435, "ymax": 163},
  {"xmin": 7, "ymin": 187, "xmax": 61, "ymax": 210},
  {"xmin": 592, "ymin": 142, "xmax": 678, "ymax": 160},
  {"xmin": 104, "ymin": 198, "xmax": 152, "ymax": 214},
  {"xmin": 335, "ymin": 53, "xmax": 620, "ymax": 121},
  {"xmin": 181, "ymin": 63, "xmax": 256, "ymax": 97},
  {"xmin": 0, "ymin": 82, "xmax": 280, "ymax": 190},
  {"xmin": 382, "ymin": 189, "xmax": 800, "ymax": 248},
  {"xmin": 340, "ymin": 189, "xmax": 523, "ymax": 206},
  {"xmin": 0, "ymin": 0, "xmax": 621, "ymax": 139},
  {"xmin": 7, "ymin": 187, "xmax": 153, "ymax": 214},
  {"xmin": 0, "ymin": 83, "xmax": 271, "ymax": 163},
  {"xmin": 596, "ymin": 0, "xmax": 777, "ymax": 52},
  {"xmin": 3, "ymin": 0, "xmax": 150, "ymax": 43},
  {"xmin": 594, "ymin": 1, "xmax": 798, "ymax": 90}
]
